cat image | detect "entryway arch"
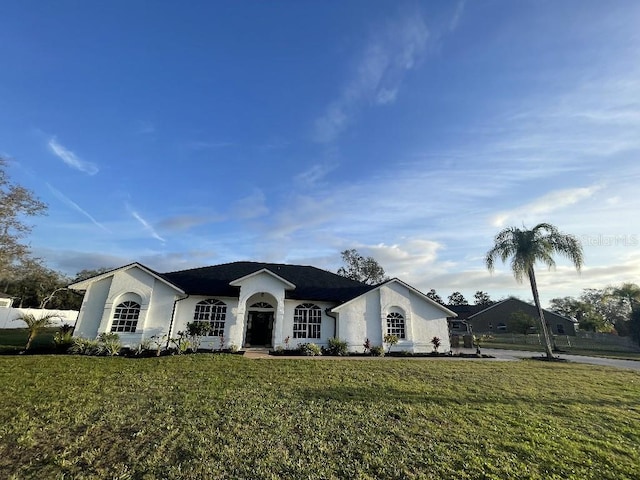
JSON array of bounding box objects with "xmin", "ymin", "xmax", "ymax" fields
[{"xmin": 243, "ymin": 292, "xmax": 277, "ymax": 347}]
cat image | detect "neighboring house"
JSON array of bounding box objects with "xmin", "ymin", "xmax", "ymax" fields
[
  {"xmin": 466, "ymin": 297, "xmax": 577, "ymax": 336},
  {"xmin": 446, "ymin": 304, "xmax": 488, "ymax": 334},
  {"xmin": 68, "ymin": 262, "xmax": 455, "ymax": 353},
  {"xmin": 0, "ymin": 293, "xmax": 13, "ymax": 308}
]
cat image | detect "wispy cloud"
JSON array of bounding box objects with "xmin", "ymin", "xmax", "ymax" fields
[
  {"xmin": 449, "ymin": 1, "xmax": 465, "ymax": 31},
  {"xmin": 47, "ymin": 137, "xmax": 99, "ymax": 175},
  {"xmin": 491, "ymin": 185, "xmax": 602, "ymax": 228},
  {"xmin": 127, "ymin": 205, "xmax": 165, "ymax": 242},
  {"xmin": 232, "ymin": 190, "xmax": 269, "ymax": 220},
  {"xmin": 313, "ymin": 10, "xmax": 429, "ymax": 143},
  {"xmin": 294, "ymin": 162, "xmax": 338, "ymax": 187},
  {"xmin": 46, "ymin": 183, "xmax": 110, "ymax": 232},
  {"xmin": 156, "ymin": 214, "xmax": 223, "ymax": 232}
]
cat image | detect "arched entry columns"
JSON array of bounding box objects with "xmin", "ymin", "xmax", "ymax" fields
[{"xmin": 227, "ymin": 269, "xmax": 296, "ymax": 348}]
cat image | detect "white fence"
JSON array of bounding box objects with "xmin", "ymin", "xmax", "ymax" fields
[{"xmin": 0, "ymin": 307, "xmax": 78, "ymax": 329}]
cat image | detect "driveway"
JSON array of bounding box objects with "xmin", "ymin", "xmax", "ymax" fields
[{"xmin": 480, "ymin": 347, "xmax": 640, "ymax": 371}]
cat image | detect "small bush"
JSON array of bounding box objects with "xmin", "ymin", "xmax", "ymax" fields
[
  {"xmin": 299, "ymin": 343, "xmax": 321, "ymax": 356},
  {"xmin": 370, "ymin": 345, "xmax": 385, "ymax": 356},
  {"xmin": 97, "ymin": 333, "xmax": 122, "ymax": 356},
  {"xmin": 186, "ymin": 321, "xmax": 209, "ymax": 351},
  {"xmin": 69, "ymin": 337, "xmax": 100, "ymax": 355},
  {"xmin": 384, "ymin": 334, "xmax": 399, "ymax": 353},
  {"xmin": 323, "ymin": 337, "xmax": 349, "ymax": 356},
  {"xmin": 170, "ymin": 332, "xmax": 191, "ymax": 354},
  {"xmin": 53, "ymin": 325, "xmax": 75, "ymax": 349},
  {"xmin": 363, "ymin": 338, "xmax": 372, "ymax": 354}
]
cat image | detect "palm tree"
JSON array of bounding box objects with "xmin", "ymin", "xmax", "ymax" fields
[
  {"xmin": 607, "ymin": 283, "xmax": 640, "ymax": 311},
  {"xmin": 485, "ymin": 223, "xmax": 583, "ymax": 359},
  {"xmin": 14, "ymin": 312, "xmax": 60, "ymax": 351}
]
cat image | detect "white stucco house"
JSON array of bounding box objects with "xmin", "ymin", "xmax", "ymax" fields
[{"xmin": 69, "ymin": 261, "xmax": 454, "ymax": 353}]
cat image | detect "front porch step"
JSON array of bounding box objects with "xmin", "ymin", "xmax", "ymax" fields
[{"xmin": 243, "ymin": 347, "xmax": 271, "ymax": 358}]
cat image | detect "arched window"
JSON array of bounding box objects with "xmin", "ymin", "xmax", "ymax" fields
[
  {"xmin": 386, "ymin": 312, "xmax": 405, "ymax": 339},
  {"xmin": 250, "ymin": 302, "xmax": 274, "ymax": 309},
  {"xmin": 111, "ymin": 301, "xmax": 141, "ymax": 333},
  {"xmin": 194, "ymin": 299, "xmax": 227, "ymax": 336},
  {"xmin": 293, "ymin": 303, "xmax": 322, "ymax": 339}
]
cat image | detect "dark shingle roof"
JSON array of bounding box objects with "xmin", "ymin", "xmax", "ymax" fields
[
  {"xmin": 446, "ymin": 304, "xmax": 492, "ymax": 319},
  {"xmin": 160, "ymin": 261, "xmax": 374, "ymax": 303}
]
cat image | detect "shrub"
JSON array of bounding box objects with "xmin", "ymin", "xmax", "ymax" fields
[
  {"xmin": 299, "ymin": 343, "xmax": 321, "ymax": 356},
  {"xmin": 384, "ymin": 334, "xmax": 399, "ymax": 353},
  {"xmin": 370, "ymin": 345, "xmax": 385, "ymax": 356},
  {"xmin": 363, "ymin": 338, "xmax": 372, "ymax": 354},
  {"xmin": 431, "ymin": 336, "xmax": 441, "ymax": 353},
  {"xmin": 69, "ymin": 337, "xmax": 100, "ymax": 355},
  {"xmin": 323, "ymin": 337, "xmax": 348, "ymax": 356},
  {"xmin": 186, "ymin": 321, "xmax": 210, "ymax": 352},
  {"xmin": 228, "ymin": 344, "xmax": 239, "ymax": 353},
  {"xmin": 97, "ymin": 333, "xmax": 122, "ymax": 356},
  {"xmin": 150, "ymin": 335, "xmax": 167, "ymax": 356},
  {"xmin": 170, "ymin": 332, "xmax": 190, "ymax": 354},
  {"xmin": 53, "ymin": 325, "xmax": 75, "ymax": 349}
]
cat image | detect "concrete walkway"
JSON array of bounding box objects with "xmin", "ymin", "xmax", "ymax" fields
[{"xmin": 480, "ymin": 348, "xmax": 640, "ymax": 371}]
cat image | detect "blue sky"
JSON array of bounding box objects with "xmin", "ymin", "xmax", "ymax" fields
[{"xmin": 2, "ymin": 1, "xmax": 639, "ymax": 306}]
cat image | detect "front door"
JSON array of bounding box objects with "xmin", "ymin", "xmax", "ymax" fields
[{"xmin": 246, "ymin": 311, "xmax": 274, "ymax": 347}]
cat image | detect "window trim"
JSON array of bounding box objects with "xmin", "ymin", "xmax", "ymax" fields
[
  {"xmin": 386, "ymin": 311, "xmax": 406, "ymax": 339},
  {"xmin": 293, "ymin": 303, "xmax": 322, "ymax": 339},
  {"xmin": 111, "ymin": 300, "xmax": 141, "ymax": 333},
  {"xmin": 193, "ymin": 299, "xmax": 227, "ymax": 337}
]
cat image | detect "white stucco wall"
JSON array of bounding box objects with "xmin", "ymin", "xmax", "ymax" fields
[
  {"xmin": 173, "ymin": 295, "xmax": 240, "ymax": 349},
  {"xmin": 334, "ymin": 281, "xmax": 451, "ymax": 353},
  {"xmin": 336, "ymin": 289, "xmax": 381, "ymax": 349},
  {"xmin": 74, "ymin": 266, "xmax": 182, "ymax": 345},
  {"xmin": 74, "ymin": 276, "xmax": 112, "ymax": 338},
  {"xmin": 280, "ymin": 299, "xmax": 336, "ymax": 349}
]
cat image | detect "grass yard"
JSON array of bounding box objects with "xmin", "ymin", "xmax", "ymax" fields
[
  {"xmin": 0, "ymin": 328, "xmax": 59, "ymax": 353},
  {"xmin": 0, "ymin": 356, "xmax": 638, "ymax": 480}
]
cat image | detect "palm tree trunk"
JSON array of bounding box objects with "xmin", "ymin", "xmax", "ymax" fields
[
  {"xmin": 25, "ymin": 331, "xmax": 35, "ymax": 351},
  {"xmin": 528, "ymin": 267, "xmax": 555, "ymax": 359}
]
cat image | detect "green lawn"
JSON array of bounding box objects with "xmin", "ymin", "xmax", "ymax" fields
[
  {"xmin": 0, "ymin": 356, "xmax": 638, "ymax": 479},
  {"xmin": 0, "ymin": 328, "xmax": 59, "ymax": 353}
]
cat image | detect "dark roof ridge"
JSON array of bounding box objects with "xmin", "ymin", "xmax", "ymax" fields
[{"xmin": 162, "ymin": 260, "xmax": 323, "ymax": 275}]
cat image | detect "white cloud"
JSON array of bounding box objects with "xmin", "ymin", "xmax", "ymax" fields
[
  {"xmin": 47, "ymin": 137, "xmax": 99, "ymax": 175},
  {"xmin": 46, "ymin": 183, "xmax": 110, "ymax": 232},
  {"xmin": 491, "ymin": 185, "xmax": 602, "ymax": 228},
  {"xmin": 128, "ymin": 206, "xmax": 165, "ymax": 242},
  {"xmin": 313, "ymin": 10, "xmax": 429, "ymax": 143},
  {"xmin": 294, "ymin": 162, "xmax": 338, "ymax": 187}
]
